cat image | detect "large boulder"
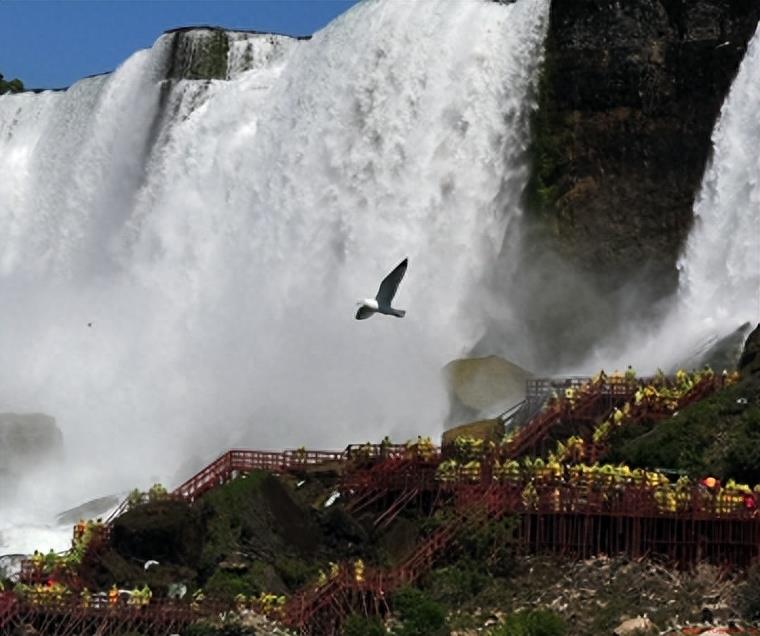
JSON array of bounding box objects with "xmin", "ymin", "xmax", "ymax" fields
[
  {"xmin": 614, "ymin": 616, "xmax": 655, "ymax": 635},
  {"xmin": 0, "ymin": 413, "xmax": 62, "ymax": 467},
  {"xmin": 110, "ymin": 499, "xmax": 204, "ymax": 568},
  {"xmin": 675, "ymin": 322, "xmax": 752, "ymax": 373},
  {"xmin": 445, "ymin": 355, "xmax": 532, "ymax": 425}
]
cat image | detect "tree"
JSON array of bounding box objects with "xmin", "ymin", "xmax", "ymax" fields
[
  {"xmin": 392, "ymin": 587, "xmax": 448, "ymax": 636},
  {"xmin": 0, "ymin": 72, "xmax": 25, "ymax": 95}
]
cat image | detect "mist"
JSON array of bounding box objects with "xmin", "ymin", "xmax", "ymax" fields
[{"xmin": 0, "ymin": 0, "xmax": 550, "ymax": 550}]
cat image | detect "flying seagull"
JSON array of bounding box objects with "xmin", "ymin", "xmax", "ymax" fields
[{"xmin": 356, "ymin": 258, "xmax": 408, "ymax": 320}]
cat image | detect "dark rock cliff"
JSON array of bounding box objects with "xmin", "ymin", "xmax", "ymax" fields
[
  {"xmin": 739, "ymin": 323, "xmax": 760, "ymax": 376},
  {"xmin": 502, "ymin": 0, "xmax": 760, "ymax": 370},
  {"xmin": 163, "ymin": 26, "xmax": 308, "ymax": 81}
]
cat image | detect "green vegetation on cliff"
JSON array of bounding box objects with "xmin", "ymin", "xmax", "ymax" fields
[
  {"xmin": 42, "ymin": 331, "xmax": 760, "ymax": 634},
  {"xmin": 524, "ymin": 45, "xmax": 572, "ymax": 220},
  {"xmin": 609, "ymin": 373, "xmax": 760, "ymax": 483},
  {"xmin": 0, "ymin": 73, "xmax": 24, "ymax": 94},
  {"xmin": 90, "ymin": 469, "xmax": 384, "ymax": 603}
]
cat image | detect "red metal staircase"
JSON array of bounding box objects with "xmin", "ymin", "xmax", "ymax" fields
[{"xmin": 281, "ymin": 484, "xmax": 504, "ymax": 634}]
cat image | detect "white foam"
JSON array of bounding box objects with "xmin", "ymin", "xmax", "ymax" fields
[{"xmin": 0, "ymin": 0, "xmax": 549, "ymax": 552}]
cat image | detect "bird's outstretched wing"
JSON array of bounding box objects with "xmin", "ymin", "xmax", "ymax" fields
[
  {"xmin": 355, "ymin": 306, "xmax": 375, "ymax": 320},
  {"xmin": 375, "ymin": 258, "xmax": 407, "ymax": 306}
]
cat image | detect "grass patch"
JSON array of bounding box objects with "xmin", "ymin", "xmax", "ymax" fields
[{"xmin": 610, "ymin": 378, "xmax": 760, "ymax": 482}]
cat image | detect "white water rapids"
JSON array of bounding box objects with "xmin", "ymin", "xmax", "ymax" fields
[
  {"xmin": 678, "ymin": 25, "xmax": 760, "ymax": 334},
  {"xmin": 0, "ymin": 0, "xmax": 549, "ymax": 553}
]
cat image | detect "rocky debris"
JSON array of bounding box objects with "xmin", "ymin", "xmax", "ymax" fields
[
  {"xmin": 614, "ymin": 615, "xmax": 655, "ymax": 635},
  {"xmin": 680, "ymin": 322, "xmax": 753, "ymax": 374},
  {"xmin": 739, "ymin": 324, "xmax": 760, "ymax": 376},
  {"xmin": 444, "ymin": 555, "xmax": 744, "ymax": 636},
  {"xmin": 239, "ymin": 610, "xmax": 294, "ymax": 634},
  {"xmin": 664, "ymin": 624, "xmax": 760, "ymax": 635},
  {"xmin": 190, "ymin": 609, "xmax": 295, "ymax": 635}
]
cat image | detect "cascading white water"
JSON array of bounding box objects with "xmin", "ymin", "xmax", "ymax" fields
[
  {"xmin": 677, "ymin": 25, "xmax": 760, "ymax": 333},
  {"xmin": 584, "ymin": 25, "xmax": 760, "ymax": 373},
  {"xmin": 0, "ymin": 0, "xmax": 549, "ymax": 552}
]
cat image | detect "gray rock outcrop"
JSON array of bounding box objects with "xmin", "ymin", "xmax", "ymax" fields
[{"xmin": 0, "ymin": 413, "xmax": 63, "ymax": 501}]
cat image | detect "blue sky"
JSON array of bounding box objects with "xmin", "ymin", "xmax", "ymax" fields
[{"xmin": 2, "ymin": 0, "xmax": 360, "ymax": 89}]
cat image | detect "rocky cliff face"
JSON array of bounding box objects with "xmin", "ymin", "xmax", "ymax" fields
[
  {"xmin": 163, "ymin": 26, "xmax": 307, "ymax": 80},
  {"xmin": 739, "ymin": 323, "xmax": 760, "ymax": 376},
  {"xmin": 504, "ymin": 0, "xmax": 760, "ymax": 370}
]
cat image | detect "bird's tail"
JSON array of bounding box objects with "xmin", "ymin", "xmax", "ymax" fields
[{"xmin": 391, "ymin": 309, "xmax": 406, "ymax": 318}]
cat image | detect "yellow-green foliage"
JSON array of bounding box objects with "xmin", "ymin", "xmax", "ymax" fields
[{"xmin": 611, "ymin": 378, "xmax": 760, "ymax": 482}]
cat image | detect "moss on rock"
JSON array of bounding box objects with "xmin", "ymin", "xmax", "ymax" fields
[{"xmin": 111, "ymin": 498, "xmax": 204, "ymax": 567}]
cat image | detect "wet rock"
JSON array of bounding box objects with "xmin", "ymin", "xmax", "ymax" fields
[
  {"xmin": 56, "ymin": 494, "xmax": 121, "ymax": 526},
  {"xmin": 510, "ymin": 0, "xmax": 760, "ymax": 368},
  {"xmin": 738, "ymin": 323, "xmax": 760, "ymax": 375},
  {"xmin": 444, "ymin": 355, "xmax": 532, "ymax": 425},
  {"xmin": 0, "ymin": 554, "xmax": 25, "ymax": 580},
  {"xmin": 680, "ymin": 322, "xmax": 753, "ymax": 373}
]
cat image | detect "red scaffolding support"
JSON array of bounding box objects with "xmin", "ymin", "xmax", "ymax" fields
[{"xmin": 8, "ymin": 374, "xmax": 741, "ymax": 635}]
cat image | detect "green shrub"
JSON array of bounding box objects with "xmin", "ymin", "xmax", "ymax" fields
[
  {"xmin": 204, "ymin": 569, "xmax": 258, "ymax": 598},
  {"xmin": 184, "ymin": 618, "xmax": 257, "ymax": 636},
  {"xmin": 425, "ymin": 562, "xmax": 488, "ymax": 607},
  {"xmin": 392, "ymin": 586, "xmax": 448, "ymax": 636},
  {"xmin": 343, "ymin": 614, "xmax": 386, "ymax": 636},
  {"xmin": 274, "ymin": 555, "xmax": 314, "ymax": 589},
  {"xmin": 490, "ymin": 609, "xmax": 566, "ymax": 636},
  {"xmin": 738, "ymin": 562, "xmax": 760, "ymax": 620},
  {"xmin": 0, "ymin": 73, "xmax": 24, "ymax": 95},
  {"xmin": 610, "ymin": 380, "xmax": 760, "ymax": 482},
  {"xmin": 458, "ymin": 516, "xmax": 518, "ymax": 577}
]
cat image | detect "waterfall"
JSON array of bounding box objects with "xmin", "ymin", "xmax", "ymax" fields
[
  {"xmin": 584, "ymin": 25, "xmax": 760, "ymax": 374},
  {"xmin": 0, "ymin": 0, "xmax": 549, "ymax": 549},
  {"xmin": 677, "ymin": 26, "xmax": 760, "ymax": 334}
]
